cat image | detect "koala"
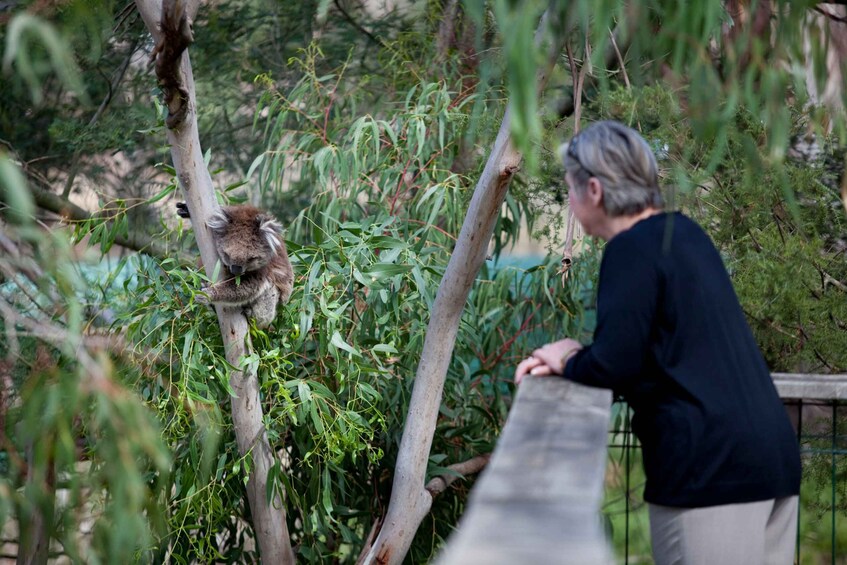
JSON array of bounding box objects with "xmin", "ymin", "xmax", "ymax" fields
[{"xmin": 177, "ymin": 202, "xmax": 293, "ymax": 328}]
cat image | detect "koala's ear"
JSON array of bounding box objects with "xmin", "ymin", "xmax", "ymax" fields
[
  {"xmin": 257, "ymin": 214, "xmax": 283, "ymax": 252},
  {"xmin": 206, "ymin": 209, "xmax": 231, "ymax": 234}
]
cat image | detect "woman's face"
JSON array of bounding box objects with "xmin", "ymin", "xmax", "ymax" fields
[{"xmin": 566, "ymin": 172, "xmax": 605, "ymax": 238}]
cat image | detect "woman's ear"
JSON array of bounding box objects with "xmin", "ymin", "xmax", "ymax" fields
[{"xmin": 587, "ymin": 177, "xmax": 604, "ymax": 208}]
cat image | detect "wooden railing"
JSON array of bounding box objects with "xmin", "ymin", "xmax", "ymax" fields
[
  {"xmin": 772, "ymin": 373, "xmax": 847, "ymax": 400},
  {"xmin": 436, "ymin": 376, "xmax": 613, "ymax": 564}
]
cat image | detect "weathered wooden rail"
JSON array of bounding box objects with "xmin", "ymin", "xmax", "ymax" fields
[
  {"xmin": 436, "ymin": 376, "xmax": 614, "ymax": 564},
  {"xmin": 437, "ymin": 372, "xmax": 847, "ymax": 565},
  {"xmin": 772, "ymin": 373, "xmax": 847, "ymax": 400}
]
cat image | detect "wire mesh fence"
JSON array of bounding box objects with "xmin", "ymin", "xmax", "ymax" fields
[{"xmin": 604, "ymin": 399, "xmax": 847, "ymax": 565}]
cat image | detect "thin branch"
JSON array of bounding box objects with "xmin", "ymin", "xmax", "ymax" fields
[
  {"xmin": 609, "ymin": 28, "xmax": 631, "ymax": 89},
  {"xmin": 814, "ymin": 263, "xmax": 847, "ymax": 293},
  {"xmin": 424, "ymin": 454, "xmax": 491, "ymax": 497},
  {"xmin": 27, "ymin": 184, "xmax": 186, "ymax": 262},
  {"xmin": 560, "ymin": 25, "xmax": 632, "ymax": 282},
  {"xmin": 354, "ymin": 517, "xmax": 383, "ymax": 565},
  {"xmin": 560, "ymin": 210, "xmax": 577, "ymax": 285},
  {"xmin": 0, "ymin": 300, "xmax": 116, "ymax": 394},
  {"xmin": 0, "ymin": 232, "xmax": 43, "ymax": 284},
  {"xmin": 484, "ymin": 305, "xmax": 540, "ymax": 370},
  {"xmin": 89, "ymin": 38, "xmax": 139, "ymax": 128},
  {"xmin": 0, "ymin": 234, "xmax": 62, "ymax": 323},
  {"xmin": 797, "ymin": 322, "xmax": 838, "ymax": 372},
  {"xmin": 62, "ymin": 38, "xmax": 140, "ymax": 199},
  {"xmin": 332, "ymin": 0, "xmax": 383, "ymax": 47},
  {"xmin": 560, "ymin": 41, "xmax": 588, "ymax": 285},
  {"xmin": 571, "ymin": 41, "xmax": 589, "ymax": 133},
  {"xmin": 0, "ymin": 263, "xmax": 54, "ymax": 320},
  {"xmin": 400, "ymin": 218, "xmax": 458, "ymax": 241},
  {"xmin": 114, "ymin": 1, "xmax": 138, "ymax": 32},
  {"xmin": 814, "ymin": 5, "xmax": 847, "ymax": 24},
  {"xmin": 743, "ymin": 308, "xmax": 799, "ymax": 341},
  {"xmin": 0, "ymin": 294, "xmax": 153, "ymax": 390}
]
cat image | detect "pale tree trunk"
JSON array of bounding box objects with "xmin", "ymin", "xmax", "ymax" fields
[
  {"xmin": 435, "ymin": 0, "xmax": 460, "ymax": 61},
  {"xmin": 16, "ymin": 443, "xmax": 53, "ymax": 565},
  {"xmin": 360, "ymin": 109, "xmax": 521, "ymax": 565},
  {"xmin": 359, "ymin": 9, "xmax": 568, "ymax": 565},
  {"xmin": 134, "ymin": 1, "xmax": 294, "ymax": 563}
]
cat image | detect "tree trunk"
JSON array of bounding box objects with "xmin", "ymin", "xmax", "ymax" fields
[
  {"xmin": 134, "ymin": 2, "xmax": 294, "ymax": 563},
  {"xmin": 359, "ymin": 9, "xmax": 568, "ymax": 565},
  {"xmin": 16, "ymin": 444, "xmax": 53, "ymax": 565}
]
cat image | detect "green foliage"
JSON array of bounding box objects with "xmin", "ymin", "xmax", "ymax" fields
[
  {"xmin": 0, "ymin": 211, "xmax": 171, "ymax": 564},
  {"xmin": 492, "ymin": 0, "xmax": 546, "ymax": 175},
  {"xmin": 2, "ymin": 12, "xmax": 89, "ymax": 105},
  {"xmin": 485, "ymin": 0, "xmax": 845, "ymax": 193},
  {"xmin": 0, "ymin": 153, "xmax": 35, "ymax": 224},
  {"xmin": 84, "ymin": 43, "xmax": 591, "ymax": 560},
  {"xmin": 4, "ymin": 1, "xmax": 847, "ymax": 563},
  {"xmin": 259, "ymin": 51, "xmax": 598, "ymax": 559}
]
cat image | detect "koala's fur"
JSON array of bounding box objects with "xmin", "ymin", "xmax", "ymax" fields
[{"xmin": 177, "ymin": 203, "xmax": 293, "ymax": 328}]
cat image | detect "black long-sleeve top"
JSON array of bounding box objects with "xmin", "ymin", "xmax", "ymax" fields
[{"xmin": 564, "ymin": 212, "xmax": 801, "ymax": 508}]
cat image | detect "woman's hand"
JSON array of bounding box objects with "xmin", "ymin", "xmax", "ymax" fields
[
  {"xmin": 514, "ymin": 338, "xmax": 583, "ymax": 385},
  {"xmin": 514, "ymin": 356, "xmax": 547, "ymax": 385}
]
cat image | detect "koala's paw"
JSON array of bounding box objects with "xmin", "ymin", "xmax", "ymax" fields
[
  {"xmin": 243, "ymin": 305, "xmax": 274, "ymax": 329},
  {"xmin": 195, "ymin": 289, "xmax": 211, "ymax": 305},
  {"xmin": 176, "ymin": 202, "xmax": 190, "ymax": 219}
]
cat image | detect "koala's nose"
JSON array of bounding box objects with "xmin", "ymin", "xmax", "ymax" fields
[{"xmin": 230, "ymin": 265, "xmax": 245, "ymax": 276}]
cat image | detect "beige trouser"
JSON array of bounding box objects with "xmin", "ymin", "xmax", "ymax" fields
[{"xmin": 649, "ymin": 496, "xmax": 799, "ymax": 565}]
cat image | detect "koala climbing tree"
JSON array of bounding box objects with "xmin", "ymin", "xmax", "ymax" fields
[
  {"xmin": 176, "ymin": 203, "xmax": 294, "ymax": 328},
  {"xmin": 134, "ymin": 1, "xmax": 295, "ymax": 563}
]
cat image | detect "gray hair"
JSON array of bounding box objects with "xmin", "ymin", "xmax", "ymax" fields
[{"xmin": 558, "ymin": 120, "xmax": 664, "ymax": 217}]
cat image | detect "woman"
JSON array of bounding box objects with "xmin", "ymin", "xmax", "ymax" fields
[{"xmin": 514, "ymin": 121, "xmax": 801, "ymax": 565}]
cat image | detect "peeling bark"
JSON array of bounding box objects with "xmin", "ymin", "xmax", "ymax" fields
[
  {"xmin": 134, "ymin": 2, "xmax": 295, "ymax": 563},
  {"xmin": 149, "ymin": 0, "xmax": 194, "ymax": 129}
]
